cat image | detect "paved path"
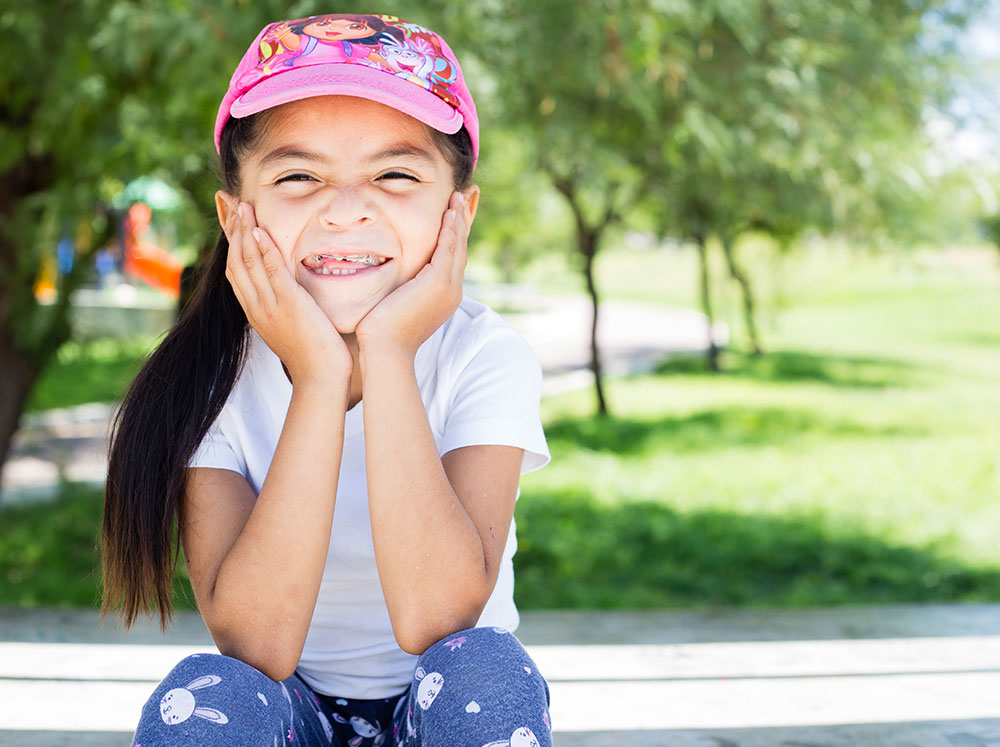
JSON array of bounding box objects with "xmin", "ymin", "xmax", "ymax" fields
[
  {"xmin": 1, "ymin": 295, "xmax": 714, "ymax": 504},
  {"xmin": 2, "ymin": 604, "xmax": 999, "ymax": 745}
]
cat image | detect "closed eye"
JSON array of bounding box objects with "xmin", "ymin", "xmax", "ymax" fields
[
  {"xmin": 378, "ymin": 171, "xmax": 419, "ymax": 182},
  {"xmin": 275, "ymin": 173, "xmax": 316, "ymax": 184}
]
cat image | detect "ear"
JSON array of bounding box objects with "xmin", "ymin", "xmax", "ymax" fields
[
  {"xmin": 215, "ymin": 191, "xmax": 237, "ymax": 239},
  {"xmin": 460, "ymin": 184, "xmax": 480, "ymax": 228},
  {"xmin": 186, "ymin": 674, "xmax": 222, "ymax": 691},
  {"xmin": 193, "ymin": 707, "xmax": 229, "ymax": 724}
]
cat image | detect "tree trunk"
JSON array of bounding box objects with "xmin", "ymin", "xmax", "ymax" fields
[
  {"xmin": 548, "ymin": 171, "xmax": 613, "ymax": 417},
  {"xmin": 694, "ymin": 234, "xmax": 720, "ymax": 372},
  {"xmin": 581, "ymin": 238, "xmax": 608, "ymax": 416},
  {"xmin": 0, "ymin": 327, "xmax": 40, "ymax": 505},
  {"xmin": 720, "ymin": 235, "xmax": 762, "ymax": 356},
  {"xmin": 498, "ymin": 243, "xmax": 517, "ymax": 285},
  {"xmin": 0, "ymin": 193, "xmax": 113, "ymax": 501}
]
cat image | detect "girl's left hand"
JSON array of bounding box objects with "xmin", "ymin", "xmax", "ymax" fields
[{"xmin": 356, "ymin": 191, "xmax": 469, "ymax": 358}]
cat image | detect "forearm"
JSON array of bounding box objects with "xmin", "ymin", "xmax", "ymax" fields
[
  {"xmin": 360, "ymin": 345, "xmax": 491, "ymax": 652},
  {"xmin": 202, "ymin": 380, "xmax": 349, "ymax": 676}
]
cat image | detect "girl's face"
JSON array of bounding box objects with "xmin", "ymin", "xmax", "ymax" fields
[
  {"xmin": 302, "ymin": 18, "xmax": 375, "ymax": 42},
  {"xmin": 221, "ymin": 95, "xmax": 477, "ymax": 335}
]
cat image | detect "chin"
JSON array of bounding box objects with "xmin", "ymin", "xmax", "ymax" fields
[{"xmin": 319, "ymin": 304, "xmax": 366, "ymax": 337}]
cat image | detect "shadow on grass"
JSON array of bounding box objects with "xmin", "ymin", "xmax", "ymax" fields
[
  {"xmin": 543, "ymin": 406, "xmax": 924, "ymax": 456},
  {"xmin": 514, "ymin": 490, "xmax": 1000, "ymax": 610},
  {"xmin": 656, "ymin": 349, "xmax": 917, "ymax": 389},
  {"xmin": 6, "ymin": 484, "xmax": 995, "ymax": 616}
]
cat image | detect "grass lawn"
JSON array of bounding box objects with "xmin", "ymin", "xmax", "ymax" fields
[
  {"xmin": 2, "ymin": 243, "xmax": 998, "ymax": 612},
  {"xmin": 512, "ymin": 243, "xmax": 1000, "ymax": 608},
  {"xmin": 25, "ymin": 336, "xmax": 156, "ymax": 413}
]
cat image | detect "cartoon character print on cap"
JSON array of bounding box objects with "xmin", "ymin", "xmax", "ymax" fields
[
  {"xmin": 369, "ymin": 33, "xmax": 460, "ymax": 107},
  {"xmin": 481, "ymin": 726, "xmax": 541, "ymax": 747},
  {"xmin": 159, "ymin": 674, "xmax": 229, "ymax": 726},
  {"xmin": 236, "ymin": 14, "xmax": 462, "ymax": 112},
  {"xmin": 414, "ymin": 666, "xmax": 445, "ymax": 710},
  {"xmin": 252, "ymin": 14, "xmax": 403, "ymax": 75}
]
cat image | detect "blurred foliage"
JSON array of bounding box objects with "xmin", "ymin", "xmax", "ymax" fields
[
  {"xmin": 2, "ymin": 1, "xmax": 997, "ymax": 466},
  {"xmin": 982, "ymin": 213, "xmax": 1000, "ymax": 252},
  {"xmin": 0, "ymin": 484, "xmax": 196, "ymax": 610},
  {"xmin": 25, "ymin": 337, "xmax": 155, "ymax": 413},
  {"xmin": 439, "ymin": 0, "xmax": 992, "ymax": 392}
]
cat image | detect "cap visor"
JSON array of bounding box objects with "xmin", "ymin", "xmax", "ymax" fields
[{"xmin": 230, "ymin": 63, "xmax": 463, "ymax": 135}]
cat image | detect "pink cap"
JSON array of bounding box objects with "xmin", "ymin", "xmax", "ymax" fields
[{"xmin": 214, "ymin": 14, "xmax": 478, "ymax": 163}]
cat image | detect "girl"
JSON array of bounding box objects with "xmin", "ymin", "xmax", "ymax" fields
[{"xmin": 102, "ymin": 13, "xmax": 551, "ymax": 747}]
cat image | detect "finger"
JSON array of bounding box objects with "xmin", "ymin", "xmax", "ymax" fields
[
  {"xmin": 252, "ymin": 224, "xmax": 300, "ymax": 301},
  {"xmin": 243, "ymin": 202, "xmax": 297, "ymax": 275},
  {"xmin": 453, "ymin": 193, "xmax": 469, "ymax": 254},
  {"xmin": 436, "ymin": 202, "xmax": 459, "ymax": 256},
  {"xmin": 236, "ymin": 204, "xmax": 279, "ymax": 308},
  {"xmin": 451, "ymin": 193, "xmax": 469, "ymax": 284},
  {"xmin": 225, "ymin": 205, "xmax": 260, "ymax": 308}
]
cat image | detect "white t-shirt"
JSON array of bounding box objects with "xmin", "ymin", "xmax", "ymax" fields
[{"xmin": 189, "ymin": 296, "xmax": 549, "ymax": 698}]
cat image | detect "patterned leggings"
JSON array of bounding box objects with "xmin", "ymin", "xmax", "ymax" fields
[{"xmin": 132, "ymin": 626, "xmax": 551, "ymax": 747}]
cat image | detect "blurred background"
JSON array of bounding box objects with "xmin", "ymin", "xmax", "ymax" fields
[{"xmin": 1, "ymin": 0, "xmax": 998, "ymax": 614}]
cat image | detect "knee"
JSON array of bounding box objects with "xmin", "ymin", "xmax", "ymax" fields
[
  {"xmin": 409, "ymin": 629, "xmax": 552, "ymax": 746},
  {"xmin": 144, "ymin": 652, "xmax": 280, "ymax": 728},
  {"xmin": 424, "ymin": 625, "xmax": 524, "ymax": 657},
  {"xmin": 149, "ymin": 654, "xmax": 240, "ymax": 723},
  {"xmin": 418, "ymin": 626, "xmax": 548, "ymax": 696}
]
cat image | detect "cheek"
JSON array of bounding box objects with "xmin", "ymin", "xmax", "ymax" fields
[
  {"xmin": 252, "ymin": 204, "xmax": 302, "ymax": 257},
  {"xmin": 398, "ymin": 226, "xmax": 440, "ymax": 277}
]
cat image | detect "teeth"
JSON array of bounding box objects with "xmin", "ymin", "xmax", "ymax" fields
[
  {"xmin": 315, "ymin": 265, "xmax": 362, "ymax": 276},
  {"xmin": 312, "ymin": 253, "xmax": 387, "ymax": 266}
]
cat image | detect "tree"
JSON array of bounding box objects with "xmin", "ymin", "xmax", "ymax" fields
[
  {"xmin": 0, "ymin": 0, "xmax": 296, "ymax": 495},
  {"xmin": 439, "ymin": 0, "xmax": 671, "ymax": 416},
  {"xmin": 630, "ymin": 0, "xmax": 983, "ymax": 366}
]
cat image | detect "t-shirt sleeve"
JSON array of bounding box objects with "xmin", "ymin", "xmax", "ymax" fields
[
  {"xmin": 188, "ymin": 411, "xmax": 246, "ymax": 475},
  {"xmin": 439, "ymin": 324, "xmax": 550, "ymax": 474}
]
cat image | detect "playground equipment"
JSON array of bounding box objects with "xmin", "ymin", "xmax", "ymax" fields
[{"xmin": 122, "ymin": 202, "xmax": 182, "ymax": 298}]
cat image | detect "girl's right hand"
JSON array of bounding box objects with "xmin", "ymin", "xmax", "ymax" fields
[{"xmin": 222, "ymin": 195, "xmax": 353, "ymax": 389}]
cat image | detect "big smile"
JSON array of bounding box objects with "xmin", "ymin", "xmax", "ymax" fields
[{"xmin": 303, "ymin": 253, "xmax": 390, "ymax": 276}]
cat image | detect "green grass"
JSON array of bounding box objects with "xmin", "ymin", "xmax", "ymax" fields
[
  {"xmin": 0, "ymin": 484, "xmax": 106, "ymax": 607},
  {"xmin": 0, "ymin": 485, "xmax": 197, "ymax": 611},
  {"xmin": 25, "ymin": 337, "xmax": 155, "ymax": 413},
  {"xmin": 3, "ymin": 244, "xmax": 999, "ymax": 612},
  {"xmin": 511, "ymin": 244, "xmax": 1000, "ymax": 609}
]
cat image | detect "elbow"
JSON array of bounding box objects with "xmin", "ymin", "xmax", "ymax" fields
[
  {"xmin": 390, "ymin": 596, "xmax": 486, "ymax": 655},
  {"xmin": 201, "ymin": 600, "xmax": 308, "ymax": 683},
  {"xmin": 210, "ymin": 623, "xmax": 304, "ymax": 682},
  {"xmin": 394, "ymin": 627, "xmax": 450, "ymax": 656}
]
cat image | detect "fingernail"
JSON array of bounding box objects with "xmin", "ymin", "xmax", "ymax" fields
[
  {"xmin": 251, "ymin": 227, "xmax": 261, "ymax": 242},
  {"xmin": 457, "ymin": 193, "xmax": 465, "ymax": 206},
  {"xmin": 237, "ymin": 204, "xmax": 244, "ymax": 218}
]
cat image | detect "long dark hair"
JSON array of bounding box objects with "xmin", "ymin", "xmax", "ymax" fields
[{"xmin": 101, "ymin": 110, "xmax": 474, "ymax": 629}]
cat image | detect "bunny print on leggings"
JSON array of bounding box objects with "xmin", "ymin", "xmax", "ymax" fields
[{"xmin": 159, "ymin": 674, "xmax": 229, "ymax": 726}]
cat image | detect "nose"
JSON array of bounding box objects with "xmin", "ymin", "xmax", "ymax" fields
[{"xmin": 319, "ymin": 185, "xmax": 375, "ymax": 229}]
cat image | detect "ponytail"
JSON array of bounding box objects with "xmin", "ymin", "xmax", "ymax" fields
[{"xmin": 101, "ymin": 232, "xmax": 248, "ymax": 629}]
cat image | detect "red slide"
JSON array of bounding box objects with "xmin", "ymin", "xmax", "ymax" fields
[{"xmin": 122, "ymin": 203, "xmax": 182, "ymax": 298}]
